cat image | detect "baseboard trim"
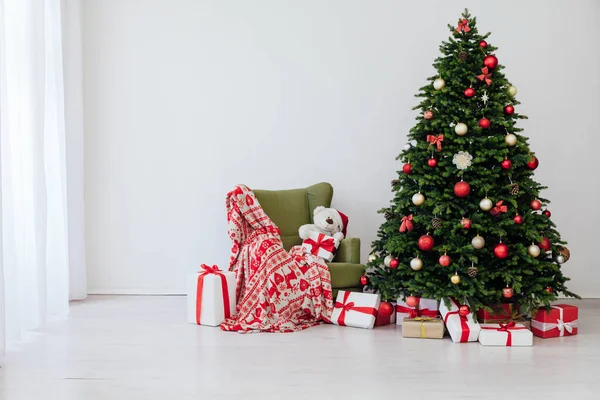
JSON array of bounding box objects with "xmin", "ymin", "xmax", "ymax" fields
[{"xmin": 88, "ymin": 288, "xmax": 186, "ymax": 295}]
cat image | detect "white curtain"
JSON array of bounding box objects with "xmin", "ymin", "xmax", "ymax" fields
[{"xmin": 0, "ymin": 0, "xmax": 86, "ymax": 357}]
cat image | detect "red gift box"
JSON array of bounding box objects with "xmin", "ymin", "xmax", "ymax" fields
[
  {"xmin": 476, "ymin": 303, "xmax": 521, "ymax": 322},
  {"xmin": 531, "ymin": 304, "xmax": 578, "ymax": 338}
]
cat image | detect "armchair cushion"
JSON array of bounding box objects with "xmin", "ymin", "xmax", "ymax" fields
[
  {"xmin": 333, "ymin": 238, "xmax": 360, "ymax": 263},
  {"xmin": 327, "ymin": 262, "xmax": 366, "ymax": 288}
]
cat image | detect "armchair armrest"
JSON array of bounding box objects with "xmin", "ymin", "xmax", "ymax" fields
[{"xmin": 333, "ymin": 238, "xmax": 361, "ymax": 264}]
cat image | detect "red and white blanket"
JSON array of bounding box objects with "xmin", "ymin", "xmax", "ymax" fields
[{"xmin": 220, "ymin": 185, "xmax": 334, "ymax": 333}]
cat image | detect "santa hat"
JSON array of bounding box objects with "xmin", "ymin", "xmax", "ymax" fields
[{"xmin": 331, "ymin": 210, "xmax": 349, "ymax": 237}]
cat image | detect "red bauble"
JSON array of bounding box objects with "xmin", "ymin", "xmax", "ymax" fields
[
  {"xmin": 543, "ymin": 209, "xmax": 552, "ymax": 218},
  {"xmin": 479, "ymin": 40, "xmax": 488, "ymax": 48},
  {"xmin": 454, "ymin": 181, "xmax": 471, "ymax": 198},
  {"xmin": 418, "ymin": 235, "xmax": 435, "ymax": 251},
  {"xmin": 478, "ymin": 117, "xmax": 491, "ymax": 128},
  {"xmin": 494, "ymin": 243, "xmax": 509, "ymax": 259},
  {"xmin": 439, "ymin": 254, "xmax": 451, "ymax": 267},
  {"xmin": 360, "ymin": 275, "xmax": 369, "ymax": 286},
  {"xmin": 527, "ymin": 156, "xmax": 539, "ymax": 170},
  {"xmin": 378, "ymin": 302, "xmax": 394, "ymax": 317},
  {"xmin": 546, "ymin": 287, "xmax": 553, "ymax": 293},
  {"xmin": 402, "ymin": 163, "xmax": 412, "ymax": 174},
  {"xmin": 502, "ymin": 287, "xmax": 514, "ymax": 299},
  {"xmin": 501, "ymin": 159, "xmax": 512, "ymax": 169},
  {"xmin": 461, "ymin": 218, "xmax": 472, "ymax": 229},
  {"xmin": 530, "ymin": 199, "xmax": 542, "ymax": 210},
  {"xmin": 483, "ymin": 54, "xmax": 499, "ymax": 69},
  {"xmin": 458, "ymin": 305, "xmax": 471, "ymax": 317},
  {"xmin": 539, "ymin": 237, "xmax": 551, "ymax": 252},
  {"xmin": 464, "ymin": 87, "xmax": 476, "ymax": 97},
  {"xmin": 428, "ymin": 158, "xmax": 438, "ymax": 167},
  {"xmin": 513, "ymin": 215, "xmax": 523, "ymax": 224},
  {"xmin": 389, "ymin": 258, "xmax": 399, "ymax": 269},
  {"xmin": 406, "ymin": 296, "xmax": 420, "ymax": 308},
  {"xmin": 504, "ymin": 105, "xmax": 515, "ymax": 115},
  {"xmin": 424, "ymin": 110, "xmax": 434, "ymax": 120}
]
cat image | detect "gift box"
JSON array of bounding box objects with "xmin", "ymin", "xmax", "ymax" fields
[
  {"xmin": 375, "ymin": 302, "xmax": 396, "ymax": 326},
  {"xmin": 332, "ymin": 291, "xmax": 380, "ymax": 329},
  {"xmin": 439, "ymin": 298, "xmax": 481, "ymax": 343},
  {"xmin": 402, "ymin": 317, "xmax": 445, "ymax": 339},
  {"xmin": 476, "ymin": 303, "xmax": 521, "ymax": 322},
  {"xmin": 395, "ymin": 298, "xmax": 439, "ymax": 326},
  {"xmin": 479, "ymin": 322, "xmax": 533, "ymax": 346},
  {"xmin": 186, "ymin": 264, "xmax": 237, "ymax": 326},
  {"xmin": 302, "ymin": 231, "xmax": 340, "ymax": 262},
  {"xmin": 531, "ymin": 304, "xmax": 578, "ymax": 338}
]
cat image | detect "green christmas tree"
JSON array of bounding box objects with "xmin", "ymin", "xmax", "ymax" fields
[{"xmin": 366, "ymin": 10, "xmax": 579, "ymax": 314}]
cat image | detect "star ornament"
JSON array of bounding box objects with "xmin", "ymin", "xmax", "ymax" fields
[
  {"xmin": 481, "ymin": 90, "xmax": 489, "ymax": 105},
  {"xmin": 477, "ymin": 67, "xmax": 492, "ymax": 86}
]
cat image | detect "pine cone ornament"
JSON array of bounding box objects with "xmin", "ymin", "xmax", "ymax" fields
[
  {"xmin": 467, "ymin": 265, "xmax": 478, "ymax": 278},
  {"xmin": 432, "ymin": 217, "xmax": 443, "ymax": 229},
  {"xmin": 384, "ymin": 210, "xmax": 395, "ymax": 221},
  {"xmin": 557, "ymin": 246, "xmax": 571, "ymax": 262},
  {"xmin": 509, "ymin": 184, "xmax": 520, "ymax": 195},
  {"xmin": 458, "ymin": 51, "xmax": 468, "ymax": 62},
  {"xmin": 391, "ymin": 179, "xmax": 400, "ymax": 187}
]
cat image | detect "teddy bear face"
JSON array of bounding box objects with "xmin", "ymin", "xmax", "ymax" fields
[{"xmin": 312, "ymin": 206, "xmax": 343, "ymax": 236}]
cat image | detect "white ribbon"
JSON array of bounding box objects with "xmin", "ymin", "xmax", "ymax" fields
[{"xmin": 531, "ymin": 305, "xmax": 578, "ymax": 336}]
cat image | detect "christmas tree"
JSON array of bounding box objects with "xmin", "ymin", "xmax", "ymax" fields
[{"xmin": 366, "ymin": 10, "xmax": 578, "ymax": 314}]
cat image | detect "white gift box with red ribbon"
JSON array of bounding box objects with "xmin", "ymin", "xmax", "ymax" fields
[
  {"xmin": 186, "ymin": 265, "xmax": 237, "ymax": 327},
  {"xmin": 439, "ymin": 298, "xmax": 481, "ymax": 343},
  {"xmin": 395, "ymin": 298, "xmax": 439, "ymax": 326},
  {"xmin": 531, "ymin": 304, "xmax": 578, "ymax": 338},
  {"xmin": 479, "ymin": 322, "xmax": 533, "ymax": 346},
  {"xmin": 302, "ymin": 231, "xmax": 340, "ymax": 262},
  {"xmin": 331, "ymin": 290, "xmax": 380, "ymax": 329}
]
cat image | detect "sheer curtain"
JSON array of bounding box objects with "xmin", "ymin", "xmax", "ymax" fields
[{"xmin": 0, "ymin": 0, "xmax": 86, "ymax": 357}]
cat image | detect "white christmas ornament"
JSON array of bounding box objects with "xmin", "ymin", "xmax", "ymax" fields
[
  {"xmin": 528, "ymin": 244, "xmax": 541, "ymax": 258},
  {"xmin": 452, "ymin": 151, "xmax": 473, "ymax": 170},
  {"xmin": 384, "ymin": 255, "xmax": 394, "ymax": 267},
  {"xmin": 403, "ymin": 143, "xmax": 412, "ymax": 151},
  {"xmin": 481, "ymin": 90, "xmax": 489, "ymax": 105},
  {"xmin": 504, "ymin": 133, "xmax": 517, "ymax": 147},
  {"xmin": 412, "ymin": 192, "xmax": 425, "ymax": 206},
  {"xmin": 508, "ymin": 85, "xmax": 518, "ymax": 96},
  {"xmin": 433, "ymin": 78, "xmax": 446, "ymax": 90},
  {"xmin": 410, "ymin": 257, "xmax": 423, "ymax": 271},
  {"xmin": 471, "ymin": 235, "xmax": 486, "ymax": 249},
  {"xmin": 479, "ymin": 198, "xmax": 493, "ymax": 211},
  {"xmin": 368, "ymin": 253, "xmax": 377, "ymax": 263},
  {"xmin": 555, "ymin": 255, "xmax": 566, "ymax": 264},
  {"xmin": 455, "ymin": 123, "xmax": 468, "ymax": 136}
]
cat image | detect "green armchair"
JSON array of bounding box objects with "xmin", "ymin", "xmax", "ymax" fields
[{"xmin": 254, "ymin": 182, "xmax": 365, "ymax": 297}]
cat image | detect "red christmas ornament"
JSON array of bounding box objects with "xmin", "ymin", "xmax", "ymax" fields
[
  {"xmin": 406, "ymin": 296, "xmax": 420, "ymax": 308},
  {"xmin": 360, "ymin": 275, "xmax": 368, "ymax": 286},
  {"xmin": 478, "ymin": 117, "xmax": 491, "ymax": 128},
  {"xmin": 418, "ymin": 234, "xmax": 435, "ymax": 251},
  {"xmin": 513, "ymin": 214, "xmax": 523, "ymax": 224},
  {"xmin": 494, "ymin": 243, "xmax": 509, "ymax": 259},
  {"xmin": 478, "ymin": 40, "xmax": 488, "ymax": 48},
  {"xmin": 539, "ymin": 237, "xmax": 551, "ymax": 252},
  {"xmin": 424, "ymin": 110, "xmax": 434, "ymax": 120},
  {"xmin": 402, "ymin": 163, "xmax": 412, "ymax": 174},
  {"xmin": 504, "ymin": 105, "xmax": 515, "ymax": 115},
  {"xmin": 527, "ymin": 156, "xmax": 539, "ymax": 170},
  {"xmin": 464, "ymin": 87, "xmax": 476, "ymax": 98},
  {"xmin": 483, "ymin": 54, "xmax": 499, "ymax": 69},
  {"xmin": 530, "ymin": 199, "xmax": 542, "ymax": 210},
  {"xmin": 427, "ymin": 157, "xmax": 438, "ymax": 167},
  {"xmin": 458, "ymin": 305, "xmax": 471, "ymax": 317},
  {"xmin": 543, "ymin": 209, "xmax": 552, "ymax": 218},
  {"xmin": 389, "ymin": 258, "xmax": 399, "ymax": 269},
  {"xmin": 454, "ymin": 181, "xmax": 471, "ymax": 198},
  {"xmin": 502, "ymin": 287, "xmax": 514, "ymax": 299},
  {"xmin": 461, "ymin": 218, "xmax": 472, "ymax": 229},
  {"xmin": 546, "ymin": 287, "xmax": 553, "ymax": 293},
  {"xmin": 378, "ymin": 301, "xmax": 394, "ymax": 317},
  {"xmin": 439, "ymin": 254, "xmax": 451, "ymax": 267},
  {"xmin": 501, "ymin": 159, "xmax": 512, "ymax": 169}
]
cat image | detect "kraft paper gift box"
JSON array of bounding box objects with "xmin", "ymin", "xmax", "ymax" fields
[
  {"xmin": 479, "ymin": 322, "xmax": 533, "ymax": 346},
  {"xmin": 301, "ymin": 231, "xmax": 340, "ymax": 262},
  {"xmin": 395, "ymin": 298, "xmax": 439, "ymax": 326},
  {"xmin": 531, "ymin": 304, "xmax": 578, "ymax": 338},
  {"xmin": 402, "ymin": 317, "xmax": 445, "ymax": 339},
  {"xmin": 332, "ymin": 291, "xmax": 380, "ymax": 329},
  {"xmin": 186, "ymin": 265, "xmax": 237, "ymax": 327},
  {"xmin": 439, "ymin": 298, "xmax": 481, "ymax": 343},
  {"xmin": 375, "ymin": 302, "xmax": 396, "ymax": 327}
]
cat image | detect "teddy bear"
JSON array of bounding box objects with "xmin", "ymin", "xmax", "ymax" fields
[{"xmin": 299, "ymin": 206, "xmax": 349, "ymax": 245}]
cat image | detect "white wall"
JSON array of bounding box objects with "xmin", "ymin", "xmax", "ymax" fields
[{"xmin": 83, "ymin": 0, "xmax": 600, "ymax": 297}]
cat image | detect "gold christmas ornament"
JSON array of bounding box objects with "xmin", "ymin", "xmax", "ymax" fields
[
  {"xmin": 412, "ymin": 192, "xmax": 425, "ymax": 206},
  {"xmin": 433, "ymin": 78, "xmax": 446, "ymax": 90},
  {"xmin": 410, "ymin": 257, "xmax": 423, "ymax": 271},
  {"xmin": 504, "ymin": 133, "xmax": 517, "ymax": 146},
  {"xmin": 451, "ymin": 273, "xmax": 461, "ymax": 284}
]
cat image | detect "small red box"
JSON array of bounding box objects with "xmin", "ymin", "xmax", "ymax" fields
[
  {"xmin": 375, "ymin": 302, "xmax": 396, "ymax": 327},
  {"xmin": 476, "ymin": 303, "xmax": 520, "ymax": 322},
  {"xmin": 531, "ymin": 304, "xmax": 578, "ymax": 338}
]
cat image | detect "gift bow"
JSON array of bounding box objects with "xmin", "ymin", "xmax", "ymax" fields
[
  {"xmin": 477, "ymin": 67, "xmax": 492, "ymax": 86},
  {"xmin": 304, "ymin": 233, "xmax": 336, "ymax": 255},
  {"xmin": 427, "ymin": 134, "xmax": 444, "ymax": 152},
  {"xmin": 400, "ymin": 214, "xmax": 414, "ymax": 232},
  {"xmin": 413, "ymin": 316, "xmax": 442, "ymax": 338},
  {"xmin": 444, "ymin": 298, "xmax": 471, "ymax": 342},
  {"xmin": 334, "ymin": 291, "xmax": 377, "ymax": 326},
  {"xmin": 456, "ymin": 18, "xmax": 471, "ymax": 33},
  {"xmin": 481, "ymin": 321, "xmax": 527, "ymax": 346},
  {"xmin": 396, "ymin": 304, "xmax": 439, "ymax": 319},
  {"xmin": 196, "ymin": 264, "xmax": 231, "ymax": 324},
  {"xmin": 490, "ymin": 200, "xmax": 508, "ymax": 216},
  {"xmin": 530, "ymin": 305, "xmax": 578, "ymax": 336}
]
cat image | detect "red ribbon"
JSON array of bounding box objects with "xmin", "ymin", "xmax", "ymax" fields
[
  {"xmin": 477, "ymin": 67, "xmax": 492, "ymax": 86},
  {"xmin": 490, "ymin": 200, "xmax": 508, "ymax": 216},
  {"xmin": 334, "ymin": 291, "xmax": 377, "ymax": 326},
  {"xmin": 400, "ymin": 215, "xmax": 414, "ymax": 232},
  {"xmin": 444, "ymin": 298, "xmax": 471, "ymax": 342},
  {"xmin": 427, "ymin": 134, "xmax": 444, "ymax": 152},
  {"xmin": 196, "ymin": 264, "xmax": 231, "ymax": 325},
  {"xmin": 481, "ymin": 321, "xmax": 527, "ymax": 346},
  {"xmin": 456, "ymin": 18, "xmax": 471, "ymax": 33},
  {"xmin": 304, "ymin": 233, "xmax": 336, "ymax": 255},
  {"xmin": 396, "ymin": 305, "xmax": 439, "ymax": 319}
]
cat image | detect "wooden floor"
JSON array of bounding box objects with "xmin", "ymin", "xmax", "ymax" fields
[{"xmin": 1, "ymin": 296, "xmax": 598, "ymax": 399}]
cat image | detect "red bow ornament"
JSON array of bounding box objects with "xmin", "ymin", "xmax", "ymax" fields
[
  {"xmin": 456, "ymin": 18, "xmax": 471, "ymax": 33},
  {"xmin": 427, "ymin": 134, "xmax": 444, "ymax": 152},
  {"xmin": 195, "ymin": 264, "xmax": 232, "ymax": 325},
  {"xmin": 304, "ymin": 233, "xmax": 336, "ymax": 255},
  {"xmin": 399, "ymin": 214, "xmax": 414, "ymax": 232},
  {"xmin": 490, "ymin": 200, "xmax": 508, "ymax": 216},
  {"xmin": 477, "ymin": 67, "xmax": 492, "ymax": 86}
]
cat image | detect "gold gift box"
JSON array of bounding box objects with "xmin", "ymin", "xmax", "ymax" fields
[{"xmin": 402, "ymin": 317, "xmax": 445, "ymax": 339}]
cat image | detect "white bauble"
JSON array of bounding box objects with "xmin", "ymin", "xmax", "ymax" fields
[
  {"xmin": 455, "ymin": 123, "xmax": 468, "ymax": 136},
  {"xmin": 403, "ymin": 143, "xmax": 412, "ymax": 151},
  {"xmin": 384, "ymin": 254, "xmax": 394, "ymax": 267},
  {"xmin": 508, "ymin": 85, "xmax": 518, "ymax": 96},
  {"xmin": 528, "ymin": 244, "xmax": 541, "ymax": 258},
  {"xmin": 410, "ymin": 257, "xmax": 423, "ymax": 271},
  {"xmin": 556, "ymin": 255, "xmax": 566, "ymax": 264},
  {"xmin": 433, "ymin": 78, "xmax": 446, "ymax": 90},
  {"xmin": 412, "ymin": 192, "xmax": 425, "ymax": 206},
  {"xmin": 471, "ymin": 235, "xmax": 486, "ymax": 249},
  {"xmin": 479, "ymin": 198, "xmax": 493, "ymax": 211},
  {"xmin": 504, "ymin": 133, "xmax": 517, "ymax": 147},
  {"xmin": 368, "ymin": 253, "xmax": 377, "ymax": 263}
]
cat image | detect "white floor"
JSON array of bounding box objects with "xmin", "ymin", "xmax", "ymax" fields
[{"xmin": 0, "ymin": 296, "xmax": 598, "ymax": 400}]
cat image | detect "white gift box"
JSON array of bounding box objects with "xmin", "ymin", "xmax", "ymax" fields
[
  {"xmin": 439, "ymin": 298, "xmax": 481, "ymax": 343},
  {"xmin": 332, "ymin": 291, "xmax": 380, "ymax": 329},
  {"xmin": 395, "ymin": 298, "xmax": 439, "ymax": 326},
  {"xmin": 186, "ymin": 266, "xmax": 237, "ymax": 326},
  {"xmin": 302, "ymin": 231, "xmax": 340, "ymax": 262},
  {"xmin": 479, "ymin": 323, "xmax": 533, "ymax": 347}
]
